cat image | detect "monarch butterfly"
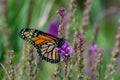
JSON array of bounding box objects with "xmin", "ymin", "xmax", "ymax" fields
[{"xmin": 19, "ymin": 28, "xmax": 65, "ymax": 63}]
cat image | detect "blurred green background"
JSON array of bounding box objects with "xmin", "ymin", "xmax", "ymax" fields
[{"xmin": 0, "ymin": 0, "xmax": 120, "ymax": 80}]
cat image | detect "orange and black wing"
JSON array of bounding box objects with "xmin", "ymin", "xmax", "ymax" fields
[
  {"xmin": 19, "ymin": 28, "xmax": 65, "ymax": 63},
  {"xmin": 37, "ymin": 42, "xmax": 60, "ymax": 63}
]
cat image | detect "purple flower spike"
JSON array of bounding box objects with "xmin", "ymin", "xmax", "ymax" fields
[
  {"xmin": 57, "ymin": 8, "xmax": 66, "ymax": 18},
  {"xmin": 87, "ymin": 44, "xmax": 98, "ymax": 80},
  {"xmin": 89, "ymin": 44, "xmax": 98, "ymax": 65},
  {"xmin": 47, "ymin": 18, "xmax": 59, "ymax": 37},
  {"xmin": 90, "ymin": 44, "xmax": 97, "ymax": 53},
  {"xmin": 47, "ymin": 16, "xmax": 74, "ymax": 63},
  {"xmin": 57, "ymin": 42, "xmax": 74, "ymax": 62}
]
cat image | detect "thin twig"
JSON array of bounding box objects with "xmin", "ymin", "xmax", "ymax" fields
[{"xmin": 0, "ymin": 63, "xmax": 11, "ymax": 80}]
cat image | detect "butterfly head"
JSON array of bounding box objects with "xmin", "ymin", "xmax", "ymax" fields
[{"xmin": 56, "ymin": 38, "xmax": 65, "ymax": 48}]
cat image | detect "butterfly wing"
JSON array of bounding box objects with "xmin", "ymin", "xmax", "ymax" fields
[
  {"xmin": 37, "ymin": 42, "xmax": 60, "ymax": 63},
  {"xmin": 19, "ymin": 28, "xmax": 61, "ymax": 63}
]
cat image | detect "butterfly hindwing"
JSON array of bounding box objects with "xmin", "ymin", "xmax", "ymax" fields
[
  {"xmin": 37, "ymin": 42, "xmax": 60, "ymax": 63},
  {"xmin": 19, "ymin": 28, "xmax": 64, "ymax": 63}
]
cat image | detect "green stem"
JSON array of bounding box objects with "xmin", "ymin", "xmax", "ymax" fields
[{"xmin": 0, "ymin": 63, "xmax": 11, "ymax": 80}]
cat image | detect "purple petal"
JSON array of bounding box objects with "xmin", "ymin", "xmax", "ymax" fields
[
  {"xmin": 57, "ymin": 42, "xmax": 74, "ymax": 57},
  {"xmin": 47, "ymin": 18, "xmax": 59, "ymax": 37},
  {"xmin": 90, "ymin": 44, "xmax": 97, "ymax": 53},
  {"xmin": 57, "ymin": 7, "xmax": 66, "ymax": 17}
]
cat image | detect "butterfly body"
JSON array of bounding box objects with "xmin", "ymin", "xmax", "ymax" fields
[{"xmin": 19, "ymin": 28, "xmax": 65, "ymax": 63}]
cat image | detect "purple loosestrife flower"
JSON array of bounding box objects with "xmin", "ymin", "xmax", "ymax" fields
[
  {"xmin": 89, "ymin": 44, "xmax": 98, "ymax": 66},
  {"xmin": 57, "ymin": 42, "xmax": 74, "ymax": 62},
  {"xmin": 87, "ymin": 44, "xmax": 98, "ymax": 80},
  {"xmin": 47, "ymin": 18, "xmax": 59, "ymax": 37},
  {"xmin": 57, "ymin": 7, "xmax": 66, "ymax": 18},
  {"xmin": 89, "ymin": 44, "xmax": 98, "ymax": 65},
  {"xmin": 90, "ymin": 44, "xmax": 97, "ymax": 53},
  {"xmin": 47, "ymin": 18, "xmax": 74, "ymax": 62}
]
